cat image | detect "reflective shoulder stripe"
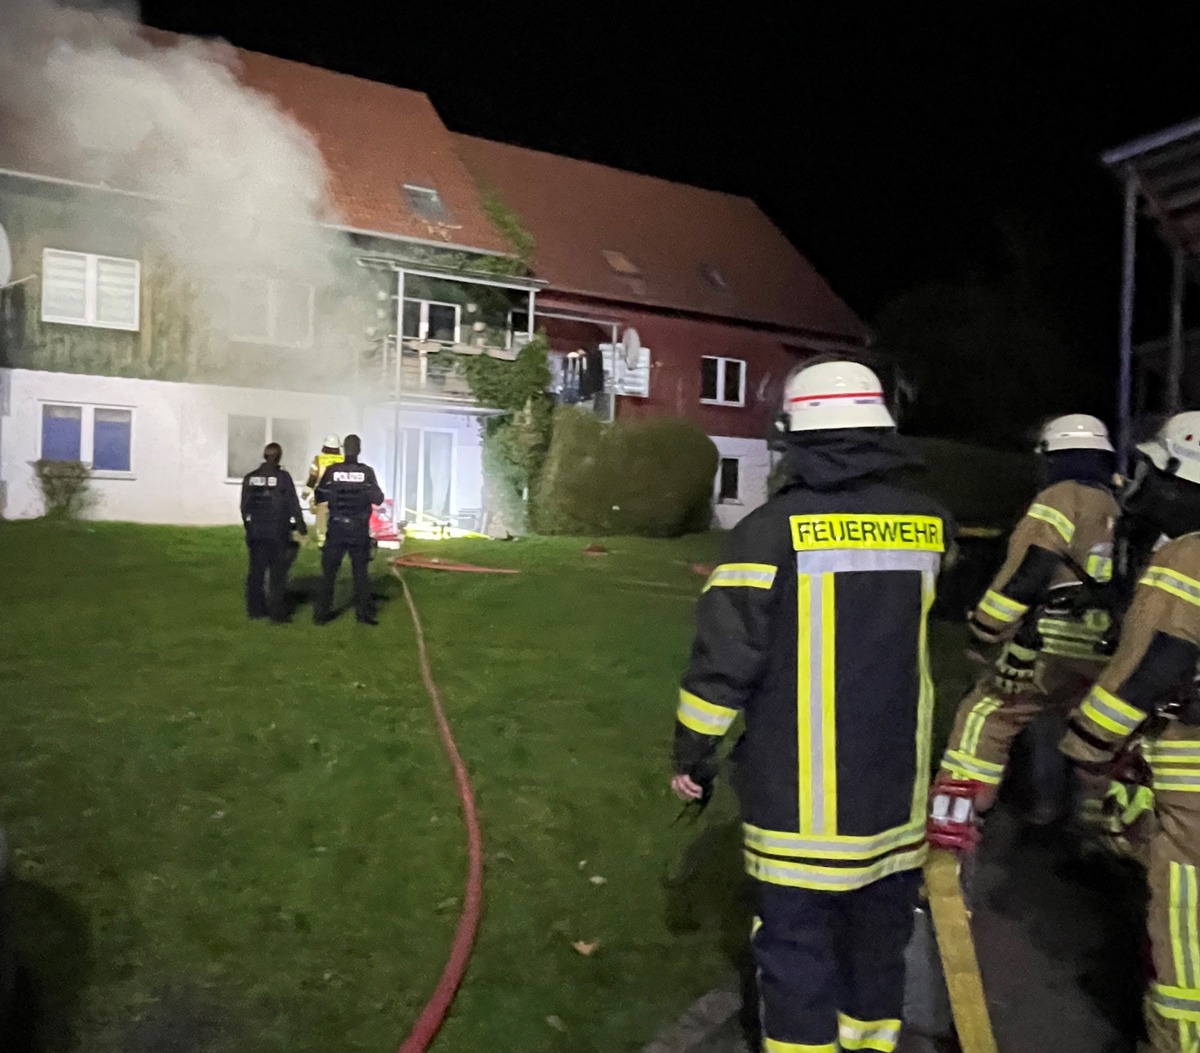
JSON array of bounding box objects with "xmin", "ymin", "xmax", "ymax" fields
[
  {"xmin": 703, "ymin": 562, "xmax": 777, "ymax": 592},
  {"xmin": 1141, "ymin": 566, "xmax": 1200, "ymax": 608},
  {"xmin": 1079, "ymin": 686, "xmax": 1146, "ymax": 738},
  {"xmin": 838, "ymin": 1013, "xmax": 902, "ymax": 1051},
  {"xmin": 1027, "ymin": 503, "xmax": 1076, "ymax": 544},
  {"xmin": 795, "ymin": 548, "xmax": 940, "ymax": 575},
  {"xmin": 676, "ymin": 689, "xmax": 738, "ymax": 736},
  {"xmin": 977, "ymin": 589, "xmax": 1029, "ymax": 625}
]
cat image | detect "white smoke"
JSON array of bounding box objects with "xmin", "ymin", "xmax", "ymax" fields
[{"xmin": 0, "ymin": 0, "xmax": 372, "ymax": 387}]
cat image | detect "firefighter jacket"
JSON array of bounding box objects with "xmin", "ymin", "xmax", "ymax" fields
[
  {"xmin": 241, "ymin": 462, "xmax": 306, "ymax": 541},
  {"xmin": 315, "ymin": 456, "xmax": 384, "ymax": 541},
  {"xmin": 972, "ymin": 480, "xmax": 1119, "ymax": 659},
  {"xmin": 307, "ymin": 449, "xmax": 344, "ymax": 492},
  {"xmin": 1062, "ymin": 533, "xmax": 1200, "ymax": 768},
  {"xmin": 674, "ymin": 430, "xmax": 954, "ymax": 892}
]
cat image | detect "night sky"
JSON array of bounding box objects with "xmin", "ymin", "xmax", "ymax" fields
[{"xmin": 139, "ymin": 2, "xmax": 1200, "ymax": 368}]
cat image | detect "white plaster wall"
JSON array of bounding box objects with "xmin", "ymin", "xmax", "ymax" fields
[
  {"xmin": 0, "ymin": 369, "xmax": 485, "ymax": 525},
  {"xmin": 709, "ymin": 434, "xmax": 771, "ymax": 530}
]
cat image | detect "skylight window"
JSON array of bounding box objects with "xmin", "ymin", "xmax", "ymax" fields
[
  {"xmin": 602, "ymin": 250, "xmax": 641, "ymax": 276},
  {"xmin": 403, "ymin": 183, "xmax": 452, "ymax": 223}
]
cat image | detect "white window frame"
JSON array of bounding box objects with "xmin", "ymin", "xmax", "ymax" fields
[
  {"xmin": 402, "ymin": 183, "xmax": 451, "ymax": 223},
  {"xmin": 394, "ymin": 426, "xmax": 457, "ymax": 523},
  {"xmin": 403, "ymin": 298, "xmax": 462, "ymax": 344},
  {"xmin": 38, "ymin": 401, "xmax": 136, "ymax": 479},
  {"xmin": 716, "ymin": 456, "xmax": 742, "ymax": 505},
  {"xmin": 41, "ymin": 249, "xmax": 141, "ymax": 331},
  {"xmin": 224, "ymin": 415, "xmax": 308, "ymax": 482},
  {"xmin": 230, "ymin": 276, "xmax": 315, "ymax": 349},
  {"xmin": 700, "ymin": 355, "xmax": 747, "ymax": 407}
]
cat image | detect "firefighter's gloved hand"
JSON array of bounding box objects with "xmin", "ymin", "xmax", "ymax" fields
[{"xmin": 993, "ymin": 643, "xmax": 1040, "ymax": 696}]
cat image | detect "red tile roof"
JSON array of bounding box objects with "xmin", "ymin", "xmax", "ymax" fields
[
  {"xmin": 234, "ymin": 51, "xmax": 509, "ymax": 254},
  {"xmin": 452, "ymin": 135, "xmax": 867, "ymax": 339}
]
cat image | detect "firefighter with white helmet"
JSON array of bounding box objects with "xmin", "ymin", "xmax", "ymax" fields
[
  {"xmin": 671, "ymin": 358, "xmax": 953, "ymax": 1052},
  {"xmin": 1059, "ymin": 411, "xmax": 1200, "ymax": 1053},
  {"xmin": 303, "ymin": 434, "xmax": 344, "ymax": 548},
  {"xmin": 930, "ymin": 413, "xmax": 1120, "ymax": 848}
]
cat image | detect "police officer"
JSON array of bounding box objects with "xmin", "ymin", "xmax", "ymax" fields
[
  {"xmin": 1059, "ymin": 412, "xmax": 1200, "ymax": 1053},
  {"xmin": 930, "ymin": 415, "xmax": 1119, "ymax": 843},
  {"xmin": 240, "ymin": 441, "xmax": 306, "ymax": 623},
  {"xmin": 314, "ymin": 433, "xmax": 383, "ymax": 626},
  {"xmin": 672, "ymin": 360, "xmax": 953, "ymax": 1053},
  {"xmin": 302, "ymin": 434, "xmax": 344, "ymax": 548}
]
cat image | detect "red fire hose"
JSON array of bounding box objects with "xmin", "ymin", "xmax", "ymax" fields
[{"xmin": 393, "ymin": 569, "xmax": 484, "ymax": 1053}]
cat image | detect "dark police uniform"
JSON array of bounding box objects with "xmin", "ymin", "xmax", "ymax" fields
[
  {"xmin": 240, "ymin": 460, "xmax": 306, "ymax": 621},
  {"xmin": 674, "ymin": 437, "xmax": 953, "ymax": 1053},
  {"xmin": 314, "ymin": 456, "xmax": 384, "ymax": 624}
]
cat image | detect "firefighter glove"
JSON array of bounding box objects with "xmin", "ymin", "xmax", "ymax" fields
[{"xmin": 993, "ymin": 642, "xmax": 1040, "ymax": 696}]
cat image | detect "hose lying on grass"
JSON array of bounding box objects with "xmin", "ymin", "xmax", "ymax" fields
[{"xmin": 392, "ymin": 567, "xmax": 484, "ymax": 1053}]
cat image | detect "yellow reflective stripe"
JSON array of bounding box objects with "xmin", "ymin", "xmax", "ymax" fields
[
  {"xmin": 797, "ymin": 572, "xmax": 813, "ymax": 833},
  {"xmin": 1142, "ymin": 566, "xmax": 1200, "ymax": 609},
  {"xmin": 820, "ymin": 573, "xmax": 837, "ymax": 834},
  {"xmin": 1154, "ymin": 982, "xmax": 1200, "ymax": 1022},
  {"xmin": 1079, "ymin": 686, "xmax": 1145, "ymax": 738},
  {"xmin": 977, "ymin": 589, "xmax": 1029, "ymax": 625},
  {"xmin": 743, "ymin": 821, "xmax": 924, "ymax": 861},
  {"xmin": 839, "ymin": 1013, "xmax": 902, "ymax": 1052},
  {"xmin": 744, "ymin": 845, "xmax": 927, "ymax": 891},
  {"xmin": 1086, "ymin": 553, "xmax": 1114, "ymax": 583},
  {"xmin": 911, "ymin": 567, "xmax": 936, "ymax": 823},
  {"xmin": 763, "ymin": 1040, "xmax": 839, "ymax": 1053},
  {"xmin": 750, "ymin": 915, "xmax": 763, "ymax": 940},
  {"xmin": 703, "ymin": 562, "xmax": 777, "ymax": 592},
  {"xmin": 790, "ymin": 513, "xmax": 944, "ymax": 552},
  {"xmin": 676, "ymin": 689, "xmax": 737, "ymax": 736},
  {"xmin": 1027, "ymin": 502, "xmax": 1075, "ymax": 543},
  {"xmin": 1146, "ymin": 741, "xmax": 1200, "ymax": 764},
  {"xmin": 960, "ymin": 695, "xmax": 1003, "ymax": 756},
  {"xmin": 941, "ymin": 749, "xmax": 1005, "ymax": 786}
]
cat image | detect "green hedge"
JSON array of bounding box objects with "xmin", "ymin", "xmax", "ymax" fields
[
  {"xmin": 900, "ymin": 437, "xmax": 1037, "ymax": 528},
  {"xmin": 534, "ymin": 410, "xmax": 718, "ymax": 537}
]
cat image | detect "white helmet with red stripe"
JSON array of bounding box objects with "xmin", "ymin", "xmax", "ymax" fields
[
  {"xmin": 784, "ymin": 360, "xmax": 895, "ymax": 432},
  {"xmin": 1139, "ymin": 411, "xmax": 1200, "ymax": 486},
  {"xmin": 1038, "ymin": 414, "xmax": 1113, "ymax": 453}
]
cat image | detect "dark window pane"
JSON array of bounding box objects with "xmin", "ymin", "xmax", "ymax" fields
[
  {"xmin": 227, "ymin": 415, "xmax": 266, "ymax": 478},
  {"xmin": 723, "ymin": 359, "xmax": 744, "ymax": 403},
  {"xmin": 701, "ymin": 357, "xmax": 719, "ymax": 401},
  {"xmin": 42, "ymin": 404, "xmax": 82, "ymax": 461},
  {"xmin": 719, "ymin": 457, "xmax": 739, "ymax": 502},
  {"xmin": 93, "ymin": 408, "xmax": 131, "ymax": 471},
  {"xmin": 427, "ymin": 303, "xmax": 457, "ymax": 342}
]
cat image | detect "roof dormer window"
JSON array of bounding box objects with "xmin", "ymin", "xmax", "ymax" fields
[
  {"xmin": 601, "ymin": 250, "xmax": 641, "ymax": 276},
  {"xmin": 403, "ymin": 183, "xmax": 452, "ymax": 223}
]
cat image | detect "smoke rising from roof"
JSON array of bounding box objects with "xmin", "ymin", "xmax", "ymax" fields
[{"xmin": 0, "ymin": 0, "xmax": 370, "ymax": 390}]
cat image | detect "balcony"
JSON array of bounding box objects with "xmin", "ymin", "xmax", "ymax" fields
[{"xmin": 368, "ymin": 338, "xmax": 523, "ymax": 406}]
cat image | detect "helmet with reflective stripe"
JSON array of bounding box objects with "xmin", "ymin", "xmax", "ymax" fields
[
  {"xmin": 323, "ymin": 434, "xmax": 342, "ymax": 450},
  {"xmin": 1139, "ymin": 411, "xmax": 1200, "ymax": 486},
  {"xmin": 784, "ymin": 360, "xmax": 895, "ymax": 432},
  {"xmin": 1038, "ymin": 414, "xmax": 1113, "ymax": 454}
]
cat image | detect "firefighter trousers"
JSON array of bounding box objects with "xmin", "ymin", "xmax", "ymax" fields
[
  {"xmin": 1144, "ymin": 724, "xmax": 1200, "ymax": 1053},
  {"xmin": 940, "ymin": 655, "xmax": 1100, "ymax": 812},
  {"xmin": 752, "ymin": 869, "xmax": 919, "ymax": 1052},
  {"xmin": 314, "ymin": 502, "xmax": 329, "ymax": 547}
]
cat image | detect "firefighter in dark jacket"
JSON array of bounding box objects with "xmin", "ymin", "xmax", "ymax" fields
[
  {"xmin": 672, "ymin": 360, "xmax": 954, "ymax": 1053},
  {"xmin": 1059, "ymin": 412, "xmax": 1200, "ymax": 1053},
  {"xmin": 314, "ymin": 433, "xmax": 384, "ymax": 625},
  {"xmin": 240, "ymin": 441, "xmax": 306, "ymax": 622}
]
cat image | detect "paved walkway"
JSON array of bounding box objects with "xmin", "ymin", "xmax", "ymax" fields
[{"xmin": 639, "ymin": 807, "xmax": 1145, "ymax": 1053}]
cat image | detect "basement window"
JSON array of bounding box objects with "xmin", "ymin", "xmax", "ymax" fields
[
  {"xmin": 403, "ymin": 184, "xmax": 453, "ymax": 223},
  {"xmin": 717, "ymin": 457, "xmax": 741, "ymax": 504}
]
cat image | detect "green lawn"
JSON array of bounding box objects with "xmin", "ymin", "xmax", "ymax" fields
[{"xmin": 0, "ymin": 522, "xmax": 974, "ymax": 1052}]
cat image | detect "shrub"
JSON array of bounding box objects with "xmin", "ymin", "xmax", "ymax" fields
[
  {"xmin": 534, "ymin": 410, "xmax": 718, "ymax": 537},
  {"xmin": 33, "ymin": 459, "xmax": 94, "ymax": 519}
]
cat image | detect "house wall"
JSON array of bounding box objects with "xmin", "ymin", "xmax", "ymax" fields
[
  {"xmin": 0, "ymin": 368, "xmax": 483, "ymax": 525},
  {"xmin": 710, "ymin": 435, "xmax": 772, "ymax": 530}
]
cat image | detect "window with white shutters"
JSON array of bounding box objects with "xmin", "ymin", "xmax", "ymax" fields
[{"xmin": 42, "ymin": 249, "xmax": 140, "ymax": 331}]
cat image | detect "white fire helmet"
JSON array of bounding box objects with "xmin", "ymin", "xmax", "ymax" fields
[
  {"xmin": 1038, "ymin": 414, "xmax": 1114, "ymax": 454},
  {"xmin": 323, "ymin": 434, "xmax": 342, "ymax": 449},
  {"xmin": 1139, "ymin": 411, "xmax": 1200, "ymax": 486},
  {"xmin": 783, "ymin": 360, "xmax": 895, "ymax": 432}
]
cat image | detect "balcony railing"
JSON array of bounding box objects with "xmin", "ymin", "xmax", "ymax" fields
[{"xmin": 371, "ymin": 338, "xmax": 520, "ymax": 404}]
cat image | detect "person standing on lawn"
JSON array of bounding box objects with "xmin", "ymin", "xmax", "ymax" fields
[
  {"xmin": 314, "ymin": 433, "xmax": 383, "ymax": 626},
  {"xmin": 240, "ymin": 441, "xmax": 306, "ymax": 623},
  {"xmin": 671, "ymin": 359, "xmax": 953, "ymax": 1053}
]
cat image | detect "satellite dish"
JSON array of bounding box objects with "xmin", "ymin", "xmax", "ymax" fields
[
  {"xmin": 621, "ymin": 327, "xmax": 641, "ymax": 369},
  {"xmin": 0, "ymin": 222, "xmax": 11, "ymax": 288}
]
